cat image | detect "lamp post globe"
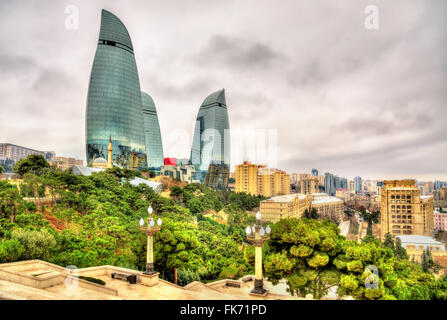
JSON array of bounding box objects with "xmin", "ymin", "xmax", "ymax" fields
[
  {"xmin": 140, "ymin": 205, "xmax": 161, "ymax": 276},
  {"xmin": 246, "ymin": 212, "xmax": 269, "ymax": 296}
]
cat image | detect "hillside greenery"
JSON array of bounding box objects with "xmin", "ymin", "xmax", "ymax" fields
[{"xmin": 0, "ymin": 155, "xmax": 446, "ymax": 299}]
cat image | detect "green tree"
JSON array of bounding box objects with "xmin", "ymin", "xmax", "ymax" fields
[
  {"xmin": 23, "ymin": 173, "xmax": 41, "ymax": 199},
  {"xmin": 13, "ymin": 155, "xmax": 50, "ymax": 177},
  {"xmin": 186, "ymin": 197, "xmax": 205, "ymax": 215},
  {"xmin": 0, "ymin": 181, "xmax": 22, "ymax": 223},
  {"xmin": 177, "ymin": 268, "xmax": 200, "ymax": 286},
  {"xmin": 170, "ymin": 186, "xmax": 183, "ymax": 202},
  {"xmin": 394, "ymin": 237, "xmax": 408, "ymax": 260},
  {"xmin": 264, "ymin": 218, "xmax": 343, "ymax": 299},
  {"xmin": 0, "ymin": 239, "xmax": 25, "ymax": 263},
  {"xmin": 383, "ymin": 233, "xmax": 395, "ymax": 250},
  {"xmin": 421, "ymin": 249, "xmax": 440, "ymax": 274},
  {"xmin": 303, "ymin": 208, "xmax": 319, "ymax": 220},
  {"xmin": 11, "ymin": 228, "xmax": 56, "ymax": 261},
  {"xmin": 0, "ymin": 165, "xmax": 4, "ymax": 175},
  {"xmin": 434, "ymin": 275, "xmax": 447, "ymax": 300}
]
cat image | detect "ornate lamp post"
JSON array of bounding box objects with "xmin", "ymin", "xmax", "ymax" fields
[
  {"xmin": 139, "ymin": 206, "xmax": 162, "ymax": 275},
  {"xmin": 246, "ymin": 211, "xmax": 271, "ymax": 295}
]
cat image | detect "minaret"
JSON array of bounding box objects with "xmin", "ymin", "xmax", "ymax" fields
[{"xmin": 107, "ymin": 136, "xmax": 113, "ymax": 168}]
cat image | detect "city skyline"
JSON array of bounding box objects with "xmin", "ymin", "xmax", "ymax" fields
[{"xmin": 0, "ymin": 0, "xmax": 446, "ymax": 180}]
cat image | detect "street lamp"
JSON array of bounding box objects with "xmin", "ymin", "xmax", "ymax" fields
[
  {"xmin": 140, "ymin": 206, "xmax": 162, "ymax": 275},
  {"xmin": 246, "ymin": 211, "xmax": 271, "ymax": 295}
]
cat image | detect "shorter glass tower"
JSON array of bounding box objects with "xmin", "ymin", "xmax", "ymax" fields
[
  {"xmin": 141, "ymin": 92, "xmax": 164, "ymax": 170},
  {"xmin": 190, "ymin": 89, "xmax": 231, "ymax": 184}
]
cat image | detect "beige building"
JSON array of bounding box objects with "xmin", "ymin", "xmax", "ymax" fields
[
  {"xmin": 160, "ymin": 164, "xmax": 199, "ymax": 184},
  {"xmin": 257, "ymin": 168, "xmax": 290, "ymax": 197},
  {"xmin": 300, "ymin": 177, "xmax": 319, "ymax": 195},
  {"xmin": 311, "ymin": 193, "xmax": 345, "ymax": 223},
  {"xmin": 380, "ymin": 180, "xmax": 434, "ymax": 240},
  {"xmin": 260, "ymin": 192, "xmax": 344, "ymax": 224},
  {"xmin": 441, "ymin": 187, "xmax": 447, "ymax": 201},
  {"xmin": 396, "ymin": 235, "xmax": 447, "ymax": 263},
  {"xmin": 0, "ymin": 143, "xmax": 54, "ymax": 163},
  {"xmin": 348, "ymin": 180, "xmax": 356, "ymax": 194},
  {"xmin": 335, "ymin": 188, "xmax": 351, "ymax": 202},
  {"xmin": 260, "ymin": 193, "xmax": 311, "ymax": 223},
  {"xmin": 235, "ymin": 161, "xmax": 290, "ymax": 197},
  {"xmin": 317, "ymin": 175, "xmax": 325, "ymax": 188},
  {"xmin": 49, "ymin": 157, "xmax": 83, "ymax": 171},
  {"xmin": 235, "ymin": 161, "xmax": 259, "ymax": 195}
]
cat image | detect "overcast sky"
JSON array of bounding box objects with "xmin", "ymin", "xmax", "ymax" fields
[{"xmin": 0, "ymin": 0, "xmax": 446, "ymax": 180}]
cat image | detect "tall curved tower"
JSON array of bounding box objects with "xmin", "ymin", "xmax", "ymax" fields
[
  {"xmin": 141, "ymin": 92, "xmax": 164, "ymax": 170},
  {"xmin": 190, "ymin": 89, "xmax": 230, "ymax": 185},
  {"xmin": 86, "ymin": 9, "xmax": 147, "ymax": 169}
]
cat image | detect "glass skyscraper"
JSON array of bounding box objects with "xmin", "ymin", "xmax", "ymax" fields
[
  {"xmin": 141, "ymin": 92, "xmax": 164, "ymax": 170},
  {"xmin": 354, "ymin": 176, "xmax": 362, "ymax": 194},
  {"xmin": 190, "ymin": 89, "xmax": 230, "ymax": 183},
  {"xmin": 86, "ymin": 9, "xmax": 147, "ymax": 169}
]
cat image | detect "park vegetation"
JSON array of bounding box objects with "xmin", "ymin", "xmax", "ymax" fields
[{"xmin": 0, "ymin": 155, "xmax": 446, "ymax": 299}]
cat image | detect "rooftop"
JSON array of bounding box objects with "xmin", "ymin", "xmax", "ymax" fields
[
  {"xmin": 99, "ymin": 9, "xmax": 133, "ymax": 51},
  {"xmin": 201, "ymin": 89, "xmax": 226, "ymax": 107},
  {"xmin": 141, "ymin": 92, "xmax": 157, "ymax": 112},
  {"xmin": 93, "ymin": 157, "xmax": 107, "ymax": 164},
  {"xmin": 262, "ymin": 193, "xmax": 307, "ymax": 203},
  {"xmin": 311, "ymin": 193, "xmax": 343, "ymax": 205},
  {"xmin": 396, "ymin": 235, "xmax": 445, "ymax": 246},
  {"xmin": 72, "ymin": 165, "xmax": 163, "ymax": 193}
]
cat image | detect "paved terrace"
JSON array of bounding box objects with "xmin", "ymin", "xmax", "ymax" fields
[{"xmin": 0, "ymin": 260, "xmax": 305, "ymax": 300}]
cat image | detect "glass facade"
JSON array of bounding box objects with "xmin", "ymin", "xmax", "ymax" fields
[
  {"xmin": 190, "ymin": 89, "xmax": 230, "ymax": 183},
  {"xmin": 86, "ymin": 9, "xmax": 147, "ymax": 169},
  {"xmin": 141, "ymin": 92, "xmax": 164, "ymax": 170}
]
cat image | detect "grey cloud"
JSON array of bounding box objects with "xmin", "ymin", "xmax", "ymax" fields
[
  {"xmin": 31, "ymin": 68, "xmax": 75, "ymax": 94},
  {"xmin": 338, "ymin": 111, "xmax": 435, "ymax": 137},
  {"xmin": 0, "ymin": 53, "xmax": 38, "ymax": 74},
  {"xmin": 0, "ymin": 0, "xmax": 446, "ymax": 180},
  {"xmin": 144, "ymin": 76, "xmax": 218, "ymax": 102},
  {"xmin": 193, "ymin": 35, "xmax": 285, "ymax": 70}
]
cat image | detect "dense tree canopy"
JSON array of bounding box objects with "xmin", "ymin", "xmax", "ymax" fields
[
  {"xmin": 0, "ymin": 161, "xmax": 262, "ymax": 285},
  {"xmin": 264, "ymin": 218, "xmax": 344, "ymax": 299},
  {"xmin": 13, "ymin": 154, "xmax": 50, "ymax": 177},
  {"xmin": 0, "ymin": 155, "xmax": 445, "ymax": 299},
  {"xmin": 264, "ymin": 218, "xmax": 445, "ymax": 300}
]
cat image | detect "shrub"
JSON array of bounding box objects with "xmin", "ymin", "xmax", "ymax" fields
[
  {"xmin": 77, "ymin": 276, "xmax": 106, "ymax": 286},
  {"xmin": 0, "ymin": 239, "xmax": 25, "ymax": 263}
]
